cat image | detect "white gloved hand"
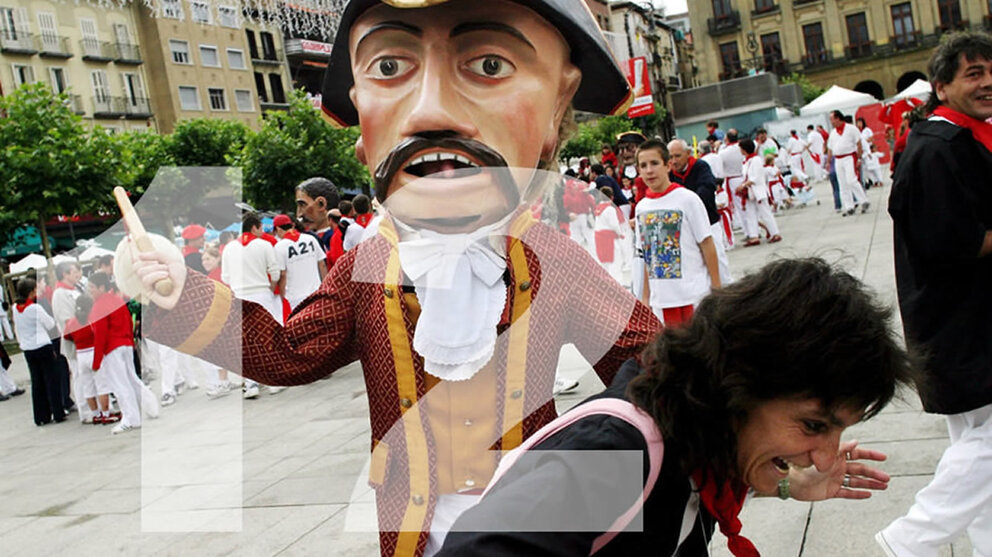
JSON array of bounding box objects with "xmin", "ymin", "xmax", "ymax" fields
[{"xmin": 114, "ymin": 233, "xmax": 187, "ymax": 310}]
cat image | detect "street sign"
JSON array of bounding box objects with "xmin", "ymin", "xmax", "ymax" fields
[{"xmin": 625, "ymin": 56, "xmax": 655, "ymax": 119}]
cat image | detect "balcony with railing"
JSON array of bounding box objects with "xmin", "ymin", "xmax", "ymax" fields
[
  {"xmin": 38, "ymin": 35, "xmax": 72, "ymax": 58},
  {"xmin": 845, "ymin": 41, "xmax": 874, "ymax": 60},
  {"xmin": 1, "ymin": 30, "xmax": 38, "ymax": 54},
  {"xmin": 802, "ymin": 48, "xmax": 833, "ymax": 68},
  {"xmin": 80, "ymin": 39, "xmax": 113, "ymax": 61},
  {"xmin": 113, "ymin": 43, "xmax": 142, "ymax": 64},
  {"xmin": 793, "ymin": 0, "xmax": 821, "ymax": 5},
  {"xmin": 890, "ymin": 31, "xmax": 922, "ymax": 50},
  {"xmin": 251, "ymin": 47, "xmax": 283, "ymax": 65},
  {"xmin": 937, "ymin": 19, "xmax": 970, "ymax": 34},
  {"xmin": 66, "ymin": 94, "xmax": 85, "ymax": 115},
  {"xmin": 763, "ymin": 55, "xmax": 790, "ymax": 76},
  {"xmin": 707, "ymin": 11, "xmax": 741, "ymax": 37},
  {"xmin": 718, "ymin": 68, "xmax": 748, "ymax": 81},
  {"xmin": 92, "ymin": 96, "xmax": 125, "ymax": 117},
  {"xmin": 124, "ymin": 97, "xmax": 153, "ymax": 118}
]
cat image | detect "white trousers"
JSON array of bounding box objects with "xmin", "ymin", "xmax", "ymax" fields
[
  {"xmin": 0, "ymin": 360, "xmax": 16, "ymax": 395},
  {"xmin": 726, "ymin": 176, "xmax": 744, "ymax": 229},
  {"xmin": 881, "ymin": 402, "xmax": 992, "ymax": 555},
  {"xmin": 74, "ymin": 348, "xmax": 98, "ymax": 400},
  {"xmin": 789, "ymin": 154, "xmax": 808, "ymax": 182},
  {"xmin": 103, "ymin": 346, "xmax": 159, "ymax": 427},
  {"xmin": 0, "ymin": 311, "xmax": 13, "ymax": 341},
  {"xmin": 711, "ymin": 223, "xmax": 734, "ymax": 286},
  {"xmin": 835, "ymin": 156, "xmax": 867, "ymax": 211},
  {"xmin": 744, "ymin": 198, "xmax": 780, "ymax": 238}
]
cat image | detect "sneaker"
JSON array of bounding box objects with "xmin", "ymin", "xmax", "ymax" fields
[
  {"xmin": 81, "ymin": 415, "xmax": 95, "ymax": 424},
  {"xmin": 861, "ymin": 201, "xmax": 871, "ymax": 213},
  {"xmin": 112, "ymin": 422, "xmax": 138, "ymax": 435},
  {"xmin": 102, "ymin": 414, "xmax": 121, "ymax": 424},
  {"xmin": 552, "ymin": 376, "xmax": 580, "ymax": 396},
  {"xmin": 10, "ymin": 388, "xmax": 25, "ymax": 397},
  {"xmin": 185, "ymin": 380, "xmax": 199, "ymax": 391},
  {"xmin": 161, "ymin": 392, "xmax": 176, "ymax": 407},
  {"xmin": 0, "ymin": 393, "xmax": 8, "ymax": 402},
  {"xmin": 267, "ymin": 386, "xmax": 287, "ymax": 395},
  {"xmin": 243, "ymin": 384, "xmax": 260, "ymax": 399},
  {"xmin": 206, "ymin": 382, "xmax": 234, "ymax": 399}
]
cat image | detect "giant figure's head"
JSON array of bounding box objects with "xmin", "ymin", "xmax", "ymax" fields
[{"xmin": 321, "ymin": 0, "xmax": 631, "ymax": 232}]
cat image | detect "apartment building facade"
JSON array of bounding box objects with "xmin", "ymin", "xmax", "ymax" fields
[
  {"xmin": 134, "ymin": 0, "xmax": 291, "ymax": 133},
  {"xmin": 690, "ymin": 0, "xmax": 990, "ymax": 99},
  {"xmin": 0, "ymin": 0, "xmax": 154, "ymax": 132}
]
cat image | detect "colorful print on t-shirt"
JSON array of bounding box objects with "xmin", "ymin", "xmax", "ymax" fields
[{"xmin": 640, "ymin": 209, "xmax": 684, "ymax": 279}]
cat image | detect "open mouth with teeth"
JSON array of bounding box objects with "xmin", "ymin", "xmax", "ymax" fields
[
  {"xmin": 404, "ymin": 150, "xmax": 483, "ymax": 179},
  {"xmin": 772, "ymin": 457, "xmax": 791, "ymax": 475}
]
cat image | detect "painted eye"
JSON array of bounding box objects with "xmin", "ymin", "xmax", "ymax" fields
[
  {"xmin": 466, "ymin": 55, "xmax": 515, "ymax": 78},
  {"xmin": 370, "ymin": 57, "xmax": 413, "ymax": 79}
]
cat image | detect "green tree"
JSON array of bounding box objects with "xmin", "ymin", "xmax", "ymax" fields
[
  {"xmin": 0, "ymin": 83, "xmax": 122, "ymax": 256},
  {"xmin": 559, "ymin": 102, "xmax": 669, "ymax": 162},
  {"xmin": 168, "ymin": 118, "xmax": 249, "ymax": 166},
  {"xmin": 783, "ymin": 72, "xmax": 826, "ymax": 105},
  {"xmin": 238, "ymin": 89, "xmax": 370, "ymax": 212}
]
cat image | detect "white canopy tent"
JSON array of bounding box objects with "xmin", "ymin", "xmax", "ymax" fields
[
  {"xmin": 77, "ymin": 245, "xmax": 115, "ymax": 262},
  {"xmin": 9, "ymin": 253, "xmax": 48, "ymax": 274},
  {"xmin": 799, "ymin": 85, "xmax": 878, "ymax": 116},
  {"xmin": 889, "ymin": 79, "xmax": 931, "ymax": 102}
]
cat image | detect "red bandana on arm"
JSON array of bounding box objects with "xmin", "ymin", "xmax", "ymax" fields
[
  {"xmin": 643, "ymin": 183, "xmax": 683, "ymax": 199},
  {"xmin": 932, "ymin": 105, "xmax": 992, "ymax": 152},
  {"xmin": 691, "ymin": 470, "xmax": 760, "ymax": 557},
  {"xmin": 671, "ymin": 157, "xmax": 697, "ymax": 183}
]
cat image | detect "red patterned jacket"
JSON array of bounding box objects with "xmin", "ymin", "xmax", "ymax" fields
[{"xmin": 146, "ymin": 217, "xmax": 661, "ymax": 557}]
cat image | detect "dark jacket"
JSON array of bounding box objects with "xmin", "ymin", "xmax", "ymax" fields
[
  {"xmin": 670, "ymin": 159, "xmax": 719, "ymax": 226},
  {"xmin": 889, "ymin": 119, "xmax": 992, "ymax": 414}
]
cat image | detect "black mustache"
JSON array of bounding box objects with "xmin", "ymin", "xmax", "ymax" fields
[{"xmin": 373, "ymin": 136, "xmax": 509, "ymax": 202}]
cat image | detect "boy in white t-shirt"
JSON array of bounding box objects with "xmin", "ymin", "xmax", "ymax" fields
[
  {"xmin": 634, "ymin": 140, "xmax": 721, "ymax": 327},
  {"xmin": 738, "ymin": 139, "xmax": 783, "ymax": 246}
]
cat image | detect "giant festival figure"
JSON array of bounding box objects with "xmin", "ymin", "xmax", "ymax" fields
[{"xmin": 115, "ymin": 1, "xmax": 661, "ymax": 556}]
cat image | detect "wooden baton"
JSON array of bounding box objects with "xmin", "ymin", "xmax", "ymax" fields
[{"xmin": 113, "ymin": 186, "xmax": 174, "ymax": 296}]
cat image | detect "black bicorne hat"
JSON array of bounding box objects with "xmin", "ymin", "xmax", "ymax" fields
[{"xmin": 320, "ymin": 0, "xmax": 633, "ymax": 128}]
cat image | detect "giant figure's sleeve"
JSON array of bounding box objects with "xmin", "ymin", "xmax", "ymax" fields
[
  {"xmin": 565, "ymin": 242, "xmax": 661, "ymax": 386},
  {"xmin": 144, "ymin": 249, "xmax": 361, "ymax": 385}
]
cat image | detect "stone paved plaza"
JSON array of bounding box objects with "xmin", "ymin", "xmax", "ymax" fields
[{"xmin": 0, "ymin": 177, "xmax": 974, "ymax": 556}]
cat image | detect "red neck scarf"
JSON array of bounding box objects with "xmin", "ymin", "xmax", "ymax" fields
[
  {"xmin": 182, "ymin": 245, "xmax": 199, "ymax": 257},
  {"xmin": 15, "ymin": 297, "xmax": 35, "ymax": 313},
  {"xmin": 354, "ymin": 213, "xmax": 374, "ymax": 228},
  {"xmin": 283, "ymin": 229, "xmax": 301, "ymax": 242},
  {"xmin": 791, "ymin": 132, "xmax": 798, "ymax": 139},
  {"xmin": 691, "ymin": 470, "xmax": 760, "ymax": 557},
  {"xmin": 671, "ymin": 156, "xmax": 697, "ymax": 183},
  {"xmin": 643, "ymin": 182, "xmax": 683, "ymax": 199},
  {"xmin": 933, "ymin": 105, "xmax": 992, "ymax": 152},
  {"xmin": 744, "ymin": 153, "xmax": 758, "ymax": 164},
  {"xmin": 834, "ymin": 122, "xmax": 846, "ymax": 136},
  {"xmin": 55, "ymin": 281, "xmax": 74, "ymax": 291},
  {"xmin": 240, "ymin": 232, "xmax": 258, "ymax": 246}
]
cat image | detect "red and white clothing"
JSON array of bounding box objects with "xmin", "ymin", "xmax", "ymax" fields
[
  {"xmin": 90, "ymin": 292, "xmax": 158, "ymax": 427},
  {"xmin": 64, "ymin": 317, "xmax": 101, "ymax": 399},
  {"xmin": 741, "ymin": 155, "xmax": 780, "ymax": 239},
  {"xmin": 718, "ymin": 142, "xmax": 745, "ymax": 229},
  {"xmin": 344, "ymin": 213, "xmax": 374, "ymax": 251},
  {"xmin": 275, "ymin": 230, "xmax": 324, "ymax": 310},
  {"xmin": 634, "ymin": 185, "xmax": 713, "ymax": 321},
  {"xmin": 221, "ymin": 234, "xmax": 281, "ymax": 320},
  {"xmin": 786, "ymin": 134, "xmax": 809, "ymax": 182},
  {"xmin": 593, "ymin": 201, "xmax": 628, "ymax": 286},
  {"xmin": 828, "ymin": 123, "xmax": 868, "ymax": 211},
  {"xmin": 766, "ymin": 164, "xmax": 789, "ymax": 210}
]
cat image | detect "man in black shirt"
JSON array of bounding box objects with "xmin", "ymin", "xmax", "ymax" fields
[{"xmin": 879, "ymin": 32, "xmax": 992, "ymax": 556}]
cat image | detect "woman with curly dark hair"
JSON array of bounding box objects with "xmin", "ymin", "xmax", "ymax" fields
[{"xmin": 439, "ymin": 258, "xmax": 918, "ymax": 556}]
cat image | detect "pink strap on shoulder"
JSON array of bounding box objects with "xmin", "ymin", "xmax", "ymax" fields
[{"xmin": 485, "ymin": 398, "xmax": 664, "ymax": 555}]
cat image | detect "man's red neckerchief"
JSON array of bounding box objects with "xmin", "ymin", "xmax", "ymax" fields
[
  {"xmin": 671, "ymin": 156, "xmax": 697, "ymax": 183},
  {"xmin": 15, "ymin": 297, "xmax": 35, "ymax": 313},
  {"xmin": 932, "ymin": 105, "xmax": 992, "ymax": 152},
  {"xmin": 240, "ymin": 232, "xmax": 258, "ymax": 246}
]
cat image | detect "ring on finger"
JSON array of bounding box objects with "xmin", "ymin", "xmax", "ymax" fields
[
  {"xmin": 843, "ymin": 475, "xmax": 851, "ymax": 488},
  {"xmin": 846, "ymin": 451, "xmax": 852, "ymax": 461}
]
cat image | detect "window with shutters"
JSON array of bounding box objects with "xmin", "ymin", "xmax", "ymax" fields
[
  {"xmin": 268, "ymin": 73, "xmax": 285, "ymax": 103},
  {"xmin": 234, "ymin": 89, "xmax": 253, "ymax": 112},
  {"xmin": 208, "ymin": 87, "xmax": 227, "ymax": 110},
  {"xmin": 190, "ymin": 1, "xmax": 211, "ymax": 24},
  {"xmin": 162, "ymin": 0, "xmax": 183, "ymax": 20},
  {"xmin": 122, "ymin": 73, "xmax": 145, "ymax": 104},
  {"xmin": 179, "ymin": 85, "xmax": 201, "ymax": 110},
  {"xmin": 227, "ymin": 48, "xmax": 245, "ymax": 69},
  {"xmin": 80, "ymin": 18, "xmax": 100, "ymax": 56},
  {"xmin": 253, "ymin": 71, "xmax": 267, "ymax": 102},
  {"xmin": 170, "ymin": 39, "xmax": 190, "ymax": 64},
  {"xmin": 891, "ymin": 3, "xmax": 918, "ymax": 49},
  {"xmin": 12, "ymin": 64, "xmax": 34, "ymax": 86},
  {"xmin": 49, "ymin": 67, "xmax": 68, "ymax": 93},
  {"xmin": 200, "ymin": 44, "xmax": 220, "ymax": 67},
  {"xmin": 90, "ymin": 70, "xmax": 109, "ymax": 100},
  {"xmin": 218, "ymin": 5, "xmax": 237, "ymax": 27},
  {"xmin": 37, "ymin": 12, "xmax": 59, "ymax": 51}
]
